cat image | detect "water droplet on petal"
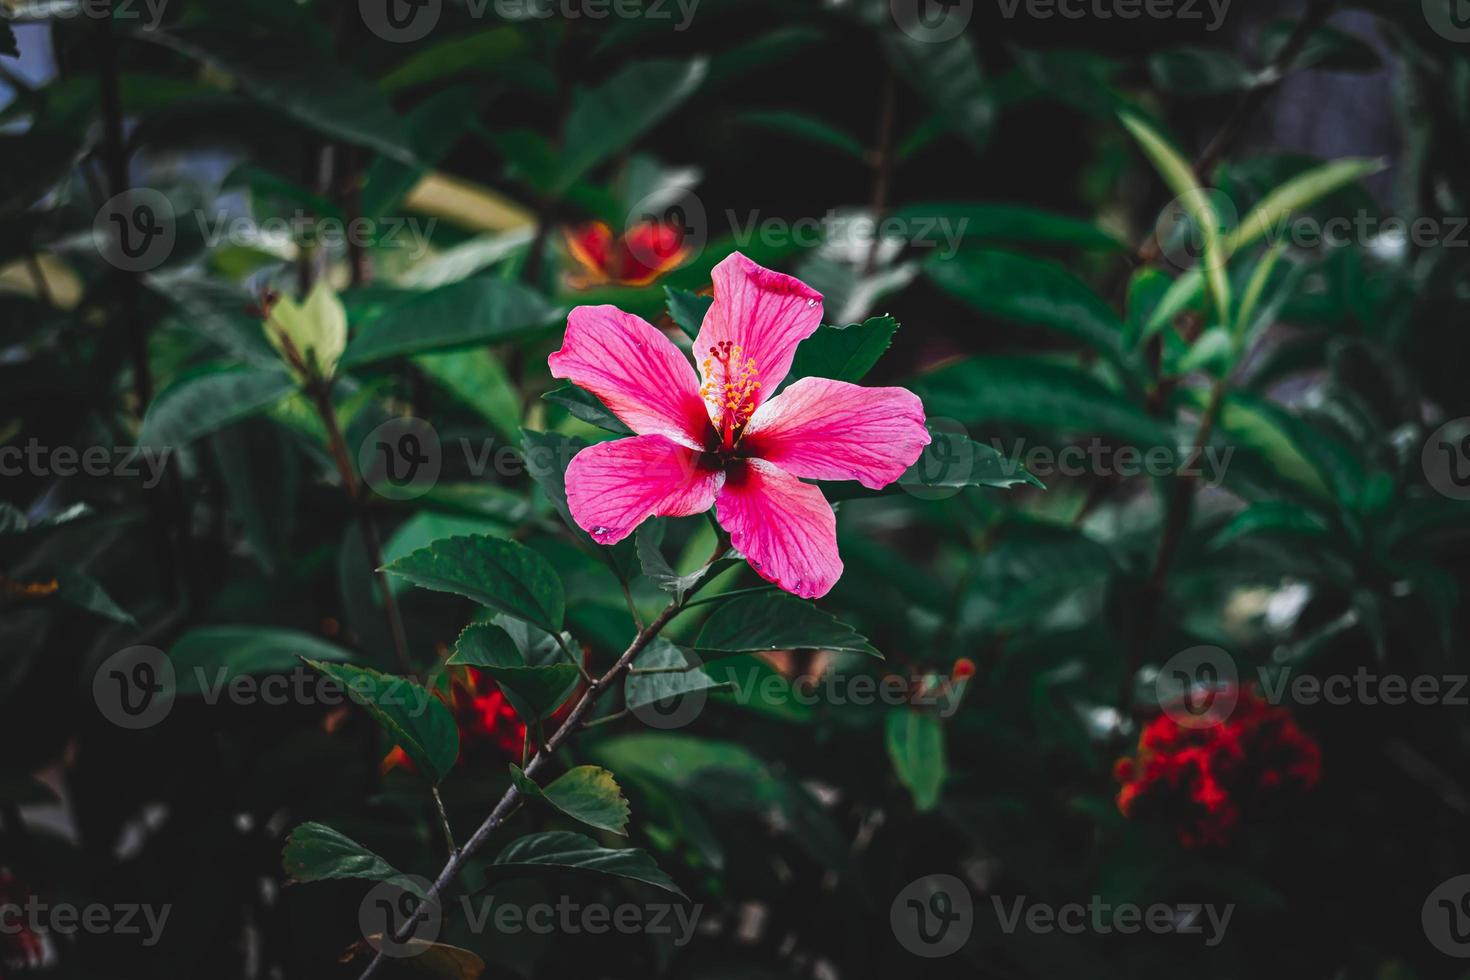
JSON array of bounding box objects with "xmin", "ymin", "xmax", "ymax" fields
[{"xmin": 805, "ymin": 298, "xmax": 817, "ymax": 308}]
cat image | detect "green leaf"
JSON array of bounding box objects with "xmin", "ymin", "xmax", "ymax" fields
[
  {"xmin": 624, "ymin": 639, "xmax": 727, "ymax": 712},
  {"xmin": 542, "ymin": 384, "xmax": 631, "ymax": 434},
  {"xmin": 1120, "ymin": 112, "xmax": 1231, "ymax": 323},
  {"xmin": 169, "ymin": 626, "xmax": 356, "ymax": 695},
  {"xmin": 912, "ymin": 355, "xmax": 1176, "ymax": 447},
  {"xmin": 139, "ymin": 364, "xmax": 295, "ymax": 449},
  {"xmin": 415, "ymin": 347, "xmax": 523, "ymax": 441},
  {"xmin": 788, "ymin": 316, "xmax": 899, "ymax": 383},
  {"xmin": 925, "ymin": 250, "xmax": 1124, "ymax": 362},
  {"xmin": 695, "ymin": 593, "xmax": 879, "ymax": 658},
  {"xmin": 1222, "ymin": 157, "xmax": 1387, "ymax": 255},
  {"xmin": 379, "ymin": 27, "xmax": 531, "ymax": 93},
  {"xmin": 341, "ymin": 279, "xmax": 560, "ymax": 368},
  {"xmin": 724, "ymin": 110, "xmax": 865, "ymax": 159},
  {"xmin": 51, "ymin": 569, "xmax": 133, "ymax": 625},
  {"xmin": 556, "ymin": 58, "xmax": 708, "ymax": 193},
  {"xmin": 1147, "ymin": 47, "xmax": 1259, "ymax": 97},
  {"xmin": 1210, "ymin": 502, "xmax": 1331, "ymax": 550},
  {"xmin": 361, "ymin": 84, "xmax": 489, "ymax": 220},
  {"xmin": 447, "ymin": 623, "xmax": 579, "ymax": 721},
  {"xmin": 282, "ymin": 822, "xmax": 427, "ymax": 898},
  {"xmin": 140, "ymin": 26, "xmax": 414, "ymax": 163},
  {"xmin": 1258, "ymin": 21, "xmax": 1381, "ymax": 73},
  {"xmin": 491, "ymin": 831, "xmax": 685, "ymax": 897},
  {"xmin": 664, "ymin": 287, "xmax": 712, "ymax": 340},
  {"xmin": 889, "ymin": 202, "xmax": 1124, "ymax": 252},
  {"xmin": 510, "ymin": 765, "xmax": 630, "ymax": 836},
  {"xmin": 885, "ymin": 710, "xmax": 946, "ymax": 812},
  {"xmin": 634, "ymin": 525, "xmax": 709, "ymax": 603},
  {"xmin": 883, "ymin": 31, "xmax": 991, "ymax": 152},
  {"xmin": 304, "ymin": 660, "xmax": 458, "ymax": 783},
  {"xmin": 1143, "ymin": 157, "xmax": 1384, "ymax": 338},
  {"xmin": 384, "ymin": 533, "xmax": 565, "ymax": 632},
  {"xmin": 895, "ymin": 427, "xmax": 1045, "ymax": 492}
]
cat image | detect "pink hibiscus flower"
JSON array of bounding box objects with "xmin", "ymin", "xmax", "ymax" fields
[{"xmin": 548, "ymin": 252, "xmax": 931, "ymax": 599}]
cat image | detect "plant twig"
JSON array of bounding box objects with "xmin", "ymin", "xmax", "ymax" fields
[
  {"xmin": 430, "ymin": 787, "xmax": 457, "ymax": 858},
  {"xmin": 862, "ymin": 67, "xmax": 897, "ymax": 278},
  {"xmin": 1122, "ymin": 379, "xmax": 1227, "ymax": 707},
  {"xmin": 301, "ymin": 375, "xmax": 414, "ymax": 674},
  {"xmin": 355, "ymin": 588, "xmax": 697, "ymax": 980}
]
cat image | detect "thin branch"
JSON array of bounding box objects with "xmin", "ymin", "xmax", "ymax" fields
[
  {"xmin": 301, "ymin": 374, "xmax": 414, "ymax": 674},
  {"xmin": 862, "ymin": 67, "xmax": 897, "ymax": 278},
  {"xmin": 553, "ymin": 631, "xmax": 594, "ymax": 684},
  {"xmin": 430, "ymin": 787, "xmax": 457, "ymax": 858},
  {"xmin": 355, "ymin": 588, "xmax": 699, "ymax": 980}
]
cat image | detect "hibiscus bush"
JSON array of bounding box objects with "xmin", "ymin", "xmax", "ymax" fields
[{"xmin": 4, "ymin": 1, "xmax": 1470, "ymax": 978}]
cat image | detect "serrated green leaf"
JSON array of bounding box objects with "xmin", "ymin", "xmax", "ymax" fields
[
  {"xmin": 695, "ymin": 593, "xmax": 879, "ymax": 658},
  {"xmin": 448, "ymin": 623, "xmax": 579, "ymax": 721},
  {"xmin": 542, "ymin": 383, "xmax": 630, "ymax": 434},
  {"xmin": 624, "ymin": 639, "xmax": 728, "ymax": 712},
  {"xmin": 491, "ymin": 831, "xmax": 685, "ymax": 897},
  {"xmin": 664, "ymin": 287, "xmax": 712, "ymax": 339},
  {"xmin": 511, "ymin": 765, "xmax": 631, "ymax": 836},
  {"xmin": 304, "ymin": 660, "xmax": 458, "ymax": 783},
  {"xmin": 788, "ymin": 316, "xmax": 899, "ymax": 383},
  {"xmin": 384, "ymin": 533, "xmax": 564, "ymax": 632},
  {"xmin": 282, "ymin": 822, "xmax": 427, "ymax": 898}
]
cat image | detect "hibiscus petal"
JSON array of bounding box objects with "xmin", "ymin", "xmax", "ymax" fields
[
  {"xmin": 694, "ymin": 253, "xmax": 822, "ymax": 417},
  {"xmin": 715, "ymin": 459, "xmax": 842, "ymax": 599},
  {"xmin": 741, "ymin": 377, "xmax": 931, "ymax": 490},
  {"xmin": 550, "ymin": 305, "xmax": 712, "ymax": 449},
  {"xmin": 566, "ymin": 435, "xmax": 724, "ymax": 545}
]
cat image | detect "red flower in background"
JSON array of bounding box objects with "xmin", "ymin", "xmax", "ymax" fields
[
  {"xmin": 383, "ymin": 668, "xmax": 577, "ymax": 774},
  {"xmin": 1114, "ymin": 685, "xmax": 1321, "ymax": 848},
  {"xmin": 564, "ymin": 220, "xmax": 690, "ymax": 288},
  {"xmin": 0, "ymin": 869, "xmax": 47, "ymax": 976}
]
